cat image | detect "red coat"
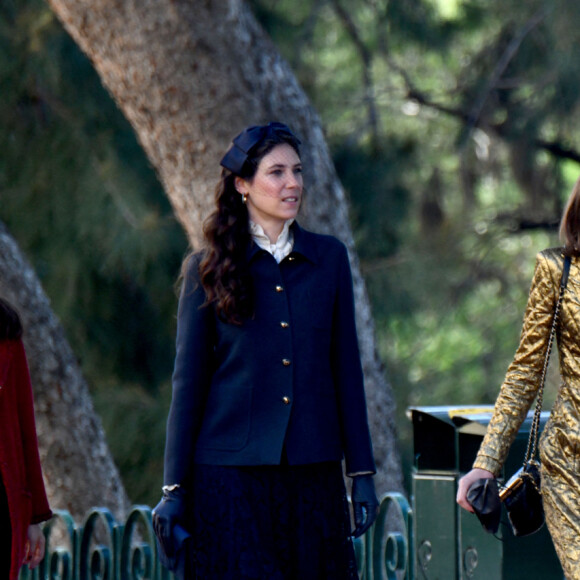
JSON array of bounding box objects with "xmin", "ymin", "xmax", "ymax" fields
[{"xmin": 0, "ymin": 339, "xmax": 52, "ymax": 579}]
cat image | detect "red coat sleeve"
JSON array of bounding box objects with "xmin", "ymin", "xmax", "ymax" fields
[{"xmin": 13, "ymin": 340, "xmax": 52, "ymax": 523}]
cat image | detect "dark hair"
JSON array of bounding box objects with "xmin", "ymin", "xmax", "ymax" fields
[
  {"xmin": 185, "ymin": 123, "xmax": 301, "ymax": 324},
  {"xmin": 560, "ymin": 176, "xmax": 580, "ymax": 256},
  {"xmin": 0, "ymin": 298, "xmax": 23, "ymax": 340}
]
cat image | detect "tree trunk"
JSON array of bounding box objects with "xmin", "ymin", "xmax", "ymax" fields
[
  {"xmin": 0, "ymin": 222, "xmax": 129, "ymax": 518},
  {"xmin": 45, "ymin": 0, "xmax": 403, "ymax": 493}
]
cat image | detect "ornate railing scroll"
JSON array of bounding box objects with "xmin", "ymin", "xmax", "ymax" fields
[
  {"xmin": 119, "ymin": 505, "xmax": 166, "ymax": 580},
  {"xmin": 79, "ymin": 507, "xmax": 117, "ymax": 580},
  {"xmin": 19, "ymin": 496, "xmax": 412, "ymax": 580},
  {"xmin": 353, "ymin": 492, "xmax": 413, "ymax": 580},
  {"xmin": 18, "ymin": 506, "xmax": 172, "ymax": 580},
  {"xmin": 18, "ymin": 509, "xmax": 78, "ymax": 580}
]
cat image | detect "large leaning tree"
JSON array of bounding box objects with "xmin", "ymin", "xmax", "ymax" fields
[
  {"xmin": 40, "ymin": 0, "xmax": 403, "ymax": 494},
  {"xmin": 0, "ymin": 223, "xmax": 130, "ymax": 518}
]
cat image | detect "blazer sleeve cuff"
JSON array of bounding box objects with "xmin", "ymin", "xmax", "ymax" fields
[{"xmin": 473, "ymin": 454, "xmax": 502, "ymax": 476}]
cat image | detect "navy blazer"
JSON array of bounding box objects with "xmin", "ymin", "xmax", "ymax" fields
[{"xmin": 164, "ymin": 223, "xmax": 376, "ymax": 487}]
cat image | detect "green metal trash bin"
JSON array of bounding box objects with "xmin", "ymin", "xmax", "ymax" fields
[{"xmin": 408, "ymin": 405, "xmax": 563, "ymax": 579}]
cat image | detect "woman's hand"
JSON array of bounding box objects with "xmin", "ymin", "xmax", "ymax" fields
[
  {"xmin": 456, "ymin": 468, "xmax": 495, "ymax": 512},
  {"xmin": 23, "ymin": 524, "xmax": 45, "ymax": 569},
  {"xmin": 351, "ymin": 475, "xmax": 379, "ymax": 538},
  {"xmin": 152, "ymin": 486, "xmax": 187, "ymax": 559}
]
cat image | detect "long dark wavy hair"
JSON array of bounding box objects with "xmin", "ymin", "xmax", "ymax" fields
[
  {"xmin": 183, "ymin": 127, "xmax": 301, "ymax": 324},
  {"xmin": 560, "ymin": 175, "xmax": 580, "ymax": 256},
  {"xmin": 0, "ymin": 297, "xmax": 23, "ymax": 340}
]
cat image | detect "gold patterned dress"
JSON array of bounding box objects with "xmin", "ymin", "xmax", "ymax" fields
[{"xmin": 474, "ymin": 248, "xmax": 580, "ymax": 579}]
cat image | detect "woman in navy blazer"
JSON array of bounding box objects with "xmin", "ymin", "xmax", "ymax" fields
[{"xmin": 153, "ymin": 123, "xmax": 378, "ymax": 579}]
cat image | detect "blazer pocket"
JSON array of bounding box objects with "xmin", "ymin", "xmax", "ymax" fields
[{"xmin": 196, "ymin": 385, "xmax": 253, "ymax": 451}]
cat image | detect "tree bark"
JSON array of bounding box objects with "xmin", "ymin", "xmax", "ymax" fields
[
  {"xmin": 45, "ymin": 0, "xmax": 403, "ymax": 493},
  {"xmin": 0, "ymin": 222, "xmax": 129, "ymax": 518}
]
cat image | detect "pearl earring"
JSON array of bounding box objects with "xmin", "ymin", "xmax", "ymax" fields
[{"xmin": 242, "ymin": 193, "xmax": 248, "ymax": 204}]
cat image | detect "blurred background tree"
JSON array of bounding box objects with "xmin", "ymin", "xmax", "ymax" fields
[
  {"xmin": 0, "ymin": 0, "xmax": 186, "ymax": 504},
  {"xmin": 249, "ymin": 0, "xmax": 580, "ymax": 482},
  {"xmin": 2, "ymin": 0, "xmax": 579, "ymax": 501}
]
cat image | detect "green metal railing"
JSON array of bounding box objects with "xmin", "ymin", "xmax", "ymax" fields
[
  {"xmin": 355, "ymin": 493, "xmax": 414, "ymax": 580},
  {"xmin": 19, "ymin": 492, "xmax": 412, "ymax": 580}
]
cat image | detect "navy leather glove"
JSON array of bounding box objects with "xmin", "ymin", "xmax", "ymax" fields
[
  {"xmin": 351, "ymin": 475, "xmax": 379, "ymax": 538},
  {"xmin": 152, "ymin": 486, "xmax": 188, "ymax": 561}
]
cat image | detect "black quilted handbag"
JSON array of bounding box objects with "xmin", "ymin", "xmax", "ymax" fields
[{"xmin": 499, "ymin": 460, "xmax": 544, "ymax": 537}]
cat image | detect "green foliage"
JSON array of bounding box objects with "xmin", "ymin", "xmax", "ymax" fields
[
  {"xmin": 5, "ymin": 0, "xmax": 580, "ymax": 501},
  {"xmin": 0, "ymin": 0, "xmax": 187, "ymax": 503},
  {"xmin": 250, "ymin": 0, "xmax": 580, "ymax": 482},
  {"xmin": 94, "ymin": 381, "xmax": 172, "ymax": 506},
  {"xmin": 333, "ymin": 140, "xmax": 414, "ymax": 259}
]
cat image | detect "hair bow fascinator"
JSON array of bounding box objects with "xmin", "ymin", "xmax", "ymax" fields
[
  {"xmin": 466, "ymin": 478, "xmax": 501, "ymax": 534},
  {"xmin": 220, "ymin": 122, "xmax": 300, "ymax": 175}
]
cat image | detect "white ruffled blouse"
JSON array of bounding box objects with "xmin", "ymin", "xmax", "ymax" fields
[{"xmin": 249, "ymin": 219, "xmax": 295, "ymax": 263}]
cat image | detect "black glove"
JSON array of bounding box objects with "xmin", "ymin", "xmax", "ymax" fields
[
  {"xmin": 466, "ymin": 477, "xmax": 501, "ymax": 534},
  {"xmin": 152, "ymin": 486, "xmax": 188, "ymax": 560},
  {"xmin": 351, "ymin": 475, "xmax": 379, "ymax": 538}
]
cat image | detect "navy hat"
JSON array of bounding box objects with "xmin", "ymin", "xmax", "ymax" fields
[{"xmin": 220, "ymin": 122, "xmax": 300, "ymax": 176}]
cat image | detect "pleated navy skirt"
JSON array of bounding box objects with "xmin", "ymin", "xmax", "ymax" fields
[{"xmin": 179, "ymin": 461, "xmax": 358, "ymax": 580}]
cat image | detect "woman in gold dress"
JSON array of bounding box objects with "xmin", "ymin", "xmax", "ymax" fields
[{"xmin": 457, "ymin": 177, "xmax": 580, "ymax": 579}]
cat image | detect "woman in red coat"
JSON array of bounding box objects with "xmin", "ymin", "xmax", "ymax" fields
[{"xmin": 0, "ymin": 298, "xmax": 52, "ymax": 579}]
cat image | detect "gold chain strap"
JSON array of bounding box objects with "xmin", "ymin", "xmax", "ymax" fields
[{"xmin": 524, "ymin": 254, "xmax": 571, "ymax": 465}]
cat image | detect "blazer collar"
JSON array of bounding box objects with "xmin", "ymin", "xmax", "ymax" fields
[{"xmin": 290, "ymin": 222, "xmax": 319, "ymax": 264}]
